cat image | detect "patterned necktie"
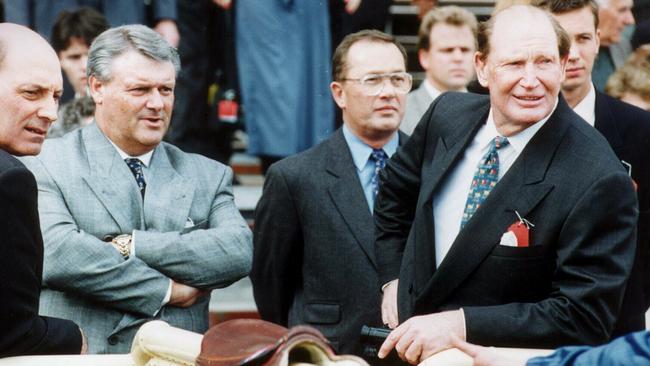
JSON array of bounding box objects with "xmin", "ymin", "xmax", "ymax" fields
[
  {"xmin": 125, "ymin": 158, "xmax": 146, "ymax": 198},
  {"xmin": 460, "ymin": 136, "xmax": 509, "ymax": 228},
  {"xmin": 370, "ymin": 148, "xmax": 388, "ymax": 201}
]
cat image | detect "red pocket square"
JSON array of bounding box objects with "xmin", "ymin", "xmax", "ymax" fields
[{"xmin": 500, "ymin": 221, "xmax": 530, "ymax": 247}]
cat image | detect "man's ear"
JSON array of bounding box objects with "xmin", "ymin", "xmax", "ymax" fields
[
  {"xmin": 330, "ymin": 81, "xmax": 346, "ymax": 110},
  {"xmin": 88, "ymin": 75, "xmax": 104, "ymax": 105},
  {"xmin": 474, "ymin": 52, "xmax": 489, "ymax": 88},
  {"xmin": 418, "ymin": 48, "xmax": 430, "ymax": 71}
]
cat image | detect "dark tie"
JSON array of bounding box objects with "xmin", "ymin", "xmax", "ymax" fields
[
  {"xmin": 125, "ymin": 158, "xmax": 146, "ymax": 198},
  {"xmin": 370, "ymin": 148, "xmax": 388, "ymax": 201},
  {"xmin": 460, "ymin": 136, "xmax": 509, "ymax": 228}
]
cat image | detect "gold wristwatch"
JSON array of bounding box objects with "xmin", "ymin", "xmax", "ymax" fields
[{"xmin": 112, "ymin": 234, "xmax": 132, "ymax": 259}]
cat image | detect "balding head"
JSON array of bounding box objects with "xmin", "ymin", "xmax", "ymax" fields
[{"xmin": 0, "ymin": 23, "xmax": 62, "ymax": 156}]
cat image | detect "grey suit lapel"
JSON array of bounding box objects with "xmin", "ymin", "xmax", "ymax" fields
[
  {"xmin": 414, "ymin": 85, "xmax": 434, "ymax": 118},
  {"xmin": 326, "ymin": 130, "xmax": 376, "ymax": 268},
  {"xmin": 81, "ymin": 124, "xmax": 144, "ymax": 232},
  {"xmin": 144, "ymin": 144, "xmax": 195, "ymax": 231},
  {"xmin": 414, "ymin": 99, "xmax": 571, "ymax": 311}
]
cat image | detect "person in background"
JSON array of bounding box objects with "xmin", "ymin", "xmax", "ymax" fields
[
  {"xmin": 607, "ymin": 44, "xmax": 650, "ymax": 110},
  {"xmin": 400, "ymin": 6, "xmax": 477, "ymax": 135},
  {"xmin": 534, "ymin": 0, "xmax": 650, "ymax": 337},
  {"xmin": 592, "ymin": 0, "xmax": 635, "ymax": 90},
  {"xmin": 48, "ymin": 7, "xmax": 108, "ymax": 138}
]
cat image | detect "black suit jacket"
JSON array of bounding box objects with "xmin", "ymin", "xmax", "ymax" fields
[
  {"xmin": 251, "ymin": 129, "xmax": 405, "ymax": 355},
  {"xmin": 0, "ymin": 150, "xmax": 82, "ymax": 357},
  {"xmin": 375, "ymin": 92, "xmax": 638, "ymax": 348},
  {"xmin": 594, "ymin": 91, "xmax": 650, "ymax": 336}
]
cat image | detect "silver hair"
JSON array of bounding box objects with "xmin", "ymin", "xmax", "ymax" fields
[{"xmin": 87, "ymin": 24, "xmax": 180, "ymax": 82}]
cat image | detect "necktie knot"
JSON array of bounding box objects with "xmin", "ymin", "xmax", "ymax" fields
[
  {"xmin": 493, "ymin": 136, "xmax": 509, "ymax": 150},
  {"xmin": 125, "ymin": 158, "xmax": 146, "ymax": 198},
  {"xmin": 371, "ymin": 148, "xmax": 388, "ymax": 168}
]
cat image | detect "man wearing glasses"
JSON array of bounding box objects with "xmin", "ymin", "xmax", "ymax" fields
[{"xmin": 251, "ymin": 30, "xmax": 410, "ymax": 356}]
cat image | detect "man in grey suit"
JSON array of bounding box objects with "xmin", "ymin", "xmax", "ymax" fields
[
  {"xmin": 400, "ymin": 6, "xmax": 477, "ymax": 135},
  {"xmin": 251, "ymin": 30, "xmax": 410, "ymax": 356},
  {"xmin": 21, "ymin": 24, "xmax": 252, "ymax": 354}
]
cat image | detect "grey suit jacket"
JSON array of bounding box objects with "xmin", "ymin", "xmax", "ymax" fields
[
  {"xmin": 21, "ymin": 123, "xmax": 252, "ymax": 353},
  {"xmin": 401, "ymin": 84, "xmax": 434, "ymax": 135}
]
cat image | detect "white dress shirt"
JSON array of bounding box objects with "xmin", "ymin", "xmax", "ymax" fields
[
  {"xmin": 432, "ymin": 106, "xmax": 553, "ymax": 266},
  {"xmin": 572, "ymin": 84, "xmax": 596, "ymax": 126}
]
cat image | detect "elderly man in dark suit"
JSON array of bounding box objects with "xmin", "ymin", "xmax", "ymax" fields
[
  {"xmin": 536, "ymin": 0, "xmax": 650, "ymax": 339},
  {"xmin": 0, "ymin": 23, "xmax": 84, "ymax": 357},
  {"xmin": 251, "ymin": 30, "xmax": 410, "ymax": 355},
  {"xmin": 375, "ymin": 5, "xmax": 638, "ymax": 365}
]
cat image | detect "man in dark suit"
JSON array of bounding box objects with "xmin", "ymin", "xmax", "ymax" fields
[
  {"xmin": 375, "ymin": 6, "xmax": 638, "ymax": 365},
  {"xmin": 536, "ymin": 0, "xmax": 650, "ymax": 339},
  {"xmin": 251, "ymin": 30, "xmax": 411, "ymax": 355},
  {"xmin": 0, "ymin": 23, "xmax": 84, "ymax": 357}
]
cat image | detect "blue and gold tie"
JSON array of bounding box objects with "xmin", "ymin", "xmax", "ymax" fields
[
  {"xmin": 125, "ymin": 158, "xmax": 146, "ymax": 198},
  {"xmin": 370, "ymin": 148, "xmax": 388, "ymax": 201},
  {"xmin": 460, "ymin": 136, "xmax": 509, "ymax": 228}
]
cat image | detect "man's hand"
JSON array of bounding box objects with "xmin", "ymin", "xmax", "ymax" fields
[
  {"xmin": 451, "ymin": 336, "xmax": 526, "ymax": 366},
  {"xmin": 378, "ymin": 310, "xmax": 465, "ymax": 365},
  {"xmin": 79, "ymin": 328, "xmax": 88, "ymax": 354},
  {"xmin": 154, "ymin": 20, "xmax": 180, "ymax": 48},
  {"xmin": 381, "ymin": 279, "xmax": 399, "ymax": 329},
  {"xmin": 169, "ymin": 281, "xmax": 206, "ymax": 308}
]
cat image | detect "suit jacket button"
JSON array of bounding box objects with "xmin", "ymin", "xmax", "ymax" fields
[
  {"xmin": 103, "ymin": 235, "xmax": 115, "ymax": 242},
  {"xmin": 108, "ymin": 335, "xmax": 119, "ymax": 345}
]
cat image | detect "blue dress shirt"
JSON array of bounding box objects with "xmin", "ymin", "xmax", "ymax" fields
[{"xmin": 342, "ymin": 125, "xmax": 399, "ymax": 212}]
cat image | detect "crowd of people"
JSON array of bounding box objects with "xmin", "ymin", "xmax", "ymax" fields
[{"xmin": 1, "ymin": 0, "xmax": 650, "ymax": 365}]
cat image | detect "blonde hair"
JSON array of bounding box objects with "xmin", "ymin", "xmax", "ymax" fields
[
  {"xmin": 417, "ymin": 6, "xmax": 478, "ymax": 51},
  {"xmin": 493, "ymin": 0, "xmax": 533, "ymax": 14},
  {"xmin": 606, "ymin": 45, "xmax": 650, "ymax": 99}
]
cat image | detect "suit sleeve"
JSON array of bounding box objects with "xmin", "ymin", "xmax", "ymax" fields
[
  {"xmin": 249, "ymin": 164, "xmax": 302, "ymax": 325},
  {"xmin": 133, "ymin": 165, "xmax": 252, "ymax": 290},
  {"xmin": 375, "ymin": 96, "xmax": 436, "ymax": 286},
  {"xmin": 527, "ymin": 331, "xmax": 650, "ymax": 366},
  {"xmin": 24, "ymin": 157, "xmax": 171, "ymax": 317},
  {"xmin": 464, "ymin": 171, "xmax": 638, "ymax": 346},
  {"xmin": 0, "ymin": 166, "xmax": 82, "ymax": 357}
]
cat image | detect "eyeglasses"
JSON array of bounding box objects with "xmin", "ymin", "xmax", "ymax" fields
[{"xmin": 340, "ymin": 72, "xmax": 413, "ymax": 96}]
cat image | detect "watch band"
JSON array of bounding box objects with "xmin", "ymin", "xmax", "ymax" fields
[{"xmin": 112, "ymin": 234, "xmax": 132, "ymax": 259}]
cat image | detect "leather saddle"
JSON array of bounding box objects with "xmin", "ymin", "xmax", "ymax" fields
[{"xmin": 196, "ymin": 319, "xmax": 368, "ymax": 366}]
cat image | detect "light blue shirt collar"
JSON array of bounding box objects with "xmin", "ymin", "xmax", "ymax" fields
[{"xmin": 342, "ymin": 124, "xmax": 399, "ymax": 172}]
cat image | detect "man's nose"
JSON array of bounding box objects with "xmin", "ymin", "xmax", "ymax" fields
[
  {"xmin": 568, "ymin": 43, "xmax": 580, "ymax": 61},
  {"xmin": 146, "ymin": 90, "xmax": 164, "ymax": 110},
  {"xmin": 37, "ymin": 96, "xmax": 58, "ymax": 123},
  {"xmin": 520, "ymin": 64, "xmax": 540, "ymax": 88}
]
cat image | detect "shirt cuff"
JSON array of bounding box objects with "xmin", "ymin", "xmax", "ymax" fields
[
  {"xmin": 131, "ymin": 230, "xmax": 137, "ymax": 257},
  {"xmin": 153, "ymin": 280, "xmax": 173, "ymax": 316},
  {"xmin": 381, "ymin": 279, "xmax": 398, "ymax": 292},
  {"xmin": 459, "ymin": 308, "xmax": 467, "ymax": 341}
]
